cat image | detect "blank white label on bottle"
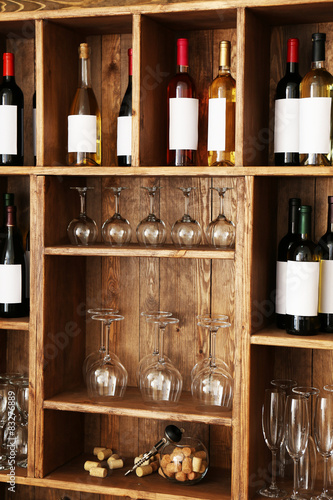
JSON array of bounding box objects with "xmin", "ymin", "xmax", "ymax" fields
[
  {"xmin": 285, "ymin": 260, "xmax": 319, "ymax": 316},
  {"xmin": 319, "ymin": 260, "xmax": 333, "ymax": 313},
  {"xmin": 274, "ymin": 98, "xmax": 299, "ymax": 153},
  {"xmin": 117, "ymin": 116, "xmax": 132, "ymax": 156},
  {"xmin": 207, "ymin": 98, "xmax": 226, "ymax": 151},
  {"xmin": 68, "ymin": 115, "xmax": 97, "ymax": 153},
  {"xmin": 299, "ymin": 97, "xmax": 331, "ymax": 154},
  {"xmin": 0, "ymin": 105, "xmax": 17, "ymax": 155},
  {"xmin": 0, "ymin": 264, "xmax": 22, "ymax": 303},
  {"xmin": 276, "ymin": 261, "xmax": 287, "ymax": 314},
  {"xmin": 169, "ymin": 98, "xmax": 199, "ymax": 150}
]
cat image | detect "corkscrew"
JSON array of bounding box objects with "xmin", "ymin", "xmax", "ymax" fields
[{"xmin": 124, "ymin": 424, "xmax": 183, "ymax": 476}]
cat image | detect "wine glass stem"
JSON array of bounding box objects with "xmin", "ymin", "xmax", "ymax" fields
[
  {"xmin": 153, "ymin": 323, "xmax": 159, "ymax": 355},
  {"xmin": 79, "ymin": 190, "xmax": 87, "ymax": 217},
  {"xmin": 100, "ymin": 323, "xmax": 105, "ymax": 350},
  {"xmin": 322, "ymin": 456, "xmax": 329, "ymax": 496},
  {"xmin": 105, "ymin": 322, "xmax": 110, "ymax": 356},
  {"xmin": 210, "ymin": 329, "xmax": 218, "ymax": 368},
  {"xmin": 114, "ymin": 192, "xmax": 120, "ymax": 215},
  {"xmin": 271, "ymin": 450, "xmax": 277, "ymax": 489},
  {"xmin": 184, "ymin": 192, "xmax": 190, "ymax": 216},
  {"xmin": 220, "ymin": 192, "xmax": 225, "ymax": 217},
  {"xmin": 149, "ymin": 192, "xmax": 155, "ymax": 215},
  {"xmin": 293, "ymin": 459, "xmax": 300, "ymax": 497},
  {"xmin": 158, "ymin": 326, "xmax": 165, "ymax": 363}
]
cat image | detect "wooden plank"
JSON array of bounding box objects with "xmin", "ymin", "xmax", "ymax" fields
[
  {"xmin": 251, "ymin": 326, "xmax": 333, "ymax": 350},
  {"xmin": 0, "ymin": 318, "xmax": 29, "ymax": 330}
]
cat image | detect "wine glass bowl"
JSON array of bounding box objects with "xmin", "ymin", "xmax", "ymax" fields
[
  {"xmin": 205, "ymin": 187, "xmax": 235, "ymax": 249},
  {"xmin": 67, "ymin": 187, "xmax": 98, "ymax": 246},
  {"xmin": 101, "ymin": 187, "xmax": 132, "ymax": 246},
  {"xmin": 171, "ymin": 187, "xmax": 202, "ymax": 248},
  {"xmin": 313, "ymin": 394, "xmax": 333, "ymax": 500},
  {"xmin": 136, "ymin": 187, "xmax": 167, "ymax": 247}
]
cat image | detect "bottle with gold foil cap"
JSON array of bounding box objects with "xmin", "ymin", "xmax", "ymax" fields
[
  {"xmin": 207, "ymin": 40, "xmax": 236, "ymax": 166},
  {"xmin": 67, "ymin": 42, "xmax": 101, "ymax": 166}
]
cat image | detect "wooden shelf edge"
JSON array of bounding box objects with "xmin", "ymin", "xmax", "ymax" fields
[
  {"xmin": 43, "ymin": 387, "xmax": 233, "ymax": 426},
  {"xmin": 0, "ymin": 317, "xmax": 29, "ymax": 331},
  {"xmin": 251, "ymin": 325, "xmax": 333, "ymax": 350},
  {"xmin": 43, "ymin": 244, "xmax": 235, "ymax": 260}
]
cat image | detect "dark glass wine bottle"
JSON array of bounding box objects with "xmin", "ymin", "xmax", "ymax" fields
[
  {"xmin": 0, "ymin": 192, "xmax": 23, "ymax": 250},
  {"xmin": 274, "ymin": 38, "xmax": 302, "ymax": 166},
  {"xmin": 117, "ymin": 48, "xmax": 132, "ymax": 167},
  {"xmin": 317, "ymin": 196, "xmax": 333, "ymax": 332},
  {"xmin": 0, "ymin": 205, "xmax": 28, "ymax": 318},
  {"xmin": 167, "ymin": 38, "xmax": 198, "ymax": 166},
  {"xmin": 285, "ymin": 205, "xmax": 320, "ymax": 335},
  {"xmin": 275, "ymin": 197, "xmax": 301, "ymax": 329},
  {"xmin": 0, "ymin": 53, "xmax": 24, "ymax": 166}
]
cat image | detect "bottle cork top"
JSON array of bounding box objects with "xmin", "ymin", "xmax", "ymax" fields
[
  {"xmin": 219, "ymin": 40, "xmax": 231, "ymax": 68},
  {"xmin": 79, "ymin": 43, "xmax": 90, "ymax": 59}
]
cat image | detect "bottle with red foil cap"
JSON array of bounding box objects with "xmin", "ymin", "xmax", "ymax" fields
[
  {"xmin": 167, "ymin": 38, "xmax": 198, "ymax": 166},
  {"xmin": 0, "ymin": 52, "xmax": 24, "ymax": 166},
  {"xmin": 117, "ymin": 48, "xmax": 132, "ymax": 166},
  {"xmin": 274, "ymin": 38, "xmax": 302, "ymax": 166}
]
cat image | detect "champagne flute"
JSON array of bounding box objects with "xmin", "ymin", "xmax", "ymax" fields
[{"xmin": 313, "ymin": 394, "xmax": 333, "ymax": 499}]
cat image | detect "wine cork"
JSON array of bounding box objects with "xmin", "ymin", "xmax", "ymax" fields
[
  {"xmin": 158, "ymin": 466, "xmax": 166, "ymax": 478},
  {"xmin": 93, "ymin": 447, "xmax": 106, "ymax": 456},
  {"xmin": 199, "ymin": 460, "xmax": 207, "ymax": 474},
  {"xmin": 97, "ymin": 448, "xmax": 113, "ymax": 460},
  {"xmin": 188, "ymin": 471, "xmax": 199, "ymax": 481},
  {"xmin": 108, "ymin": 454, "xmax": 120, "ymax": 461},
  {"xmin": 108, "ymin": 458, "xmax": 124, "ymax": 470},
  {"xmin": 84, "ymin": 460, "xmax": 101, "ymax": 471},
  {"xmin": 192, "ymin": 456, "xmax": 202, "ymax": 472},
  {"xmin": 182, "ymin": 447, "xmax": 192, "ymax": 457},
  {"xmin": 175, "ymin": 471, "xmax": 187, "ymax": 482},
  {"xmin": 182, "ymin": 457, "xmax": 192, "ymax": 474},
  {"xmin": 136, "ymin": 465, "xmax": 153, "ymax": 477},
  {"xmin": 160, "ymin": 454, "xmax": 171, "ymax": 468},
  {"xmin": 166, "ymin": 461, "xmax": 181, "ymax": 474},
  {"xmin": 150, "ymin": 460, "xmax": 159, "ymax": 472},
  {"xmin": 79, "ymin": 43, "xmax": 89, "ymax": 59},
  {"xmin": 194, "ymin": 450, "xmax": 206, "ymax": 459},
  {"xmin": 89, "ymin": 467, "xmax": 107, "ymax": 478}
]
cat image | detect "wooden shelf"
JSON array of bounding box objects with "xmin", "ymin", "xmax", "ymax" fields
[
  {"xmin": 44, "ymin": 244, "xmax": 235, "ymax": 260},
  {"xmin": 251, "ymin": 325, "xmax": 333, "ymax": 350},
  {"xmin": 0, "ymin": 467, "xmax": 27, "ymax": 484},
  {"xmin": 0, "ymin": 317, "xmax": 29, "ymax": 331},
  {"xmin": 43, "ymin": 387, "xmax": 233, "ymax": 426}
]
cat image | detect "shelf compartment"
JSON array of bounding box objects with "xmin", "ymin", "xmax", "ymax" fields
[
  {"xmin": 251, "ymin": 325, "xmax": 333, "ymax": 350},
  {"xmin": 0, "ymin": 317, "xmax": 29, "ymax": 331},
  {"xmin": 0, "ymin": 467, "xmax": 27, "ymax": 483},
  {"xmin": 43, "ymin": 386, "xmax": 233, "ymax": 427},
  {"xmin": 44, "ymin": 244, "xmax": 235, "ymax": 260}
]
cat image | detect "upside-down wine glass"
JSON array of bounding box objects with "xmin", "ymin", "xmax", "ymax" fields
[
  {"xmin": 258, "ymin": 388, "xmax": 286, "ymax": 498},
  {"xmin": 102, "ymin": 187, "xmax": 132, "ymax": 246},
  {"xmin": 139, "ymin": 317, "xmax": 182, "ymax": 406},
  {"xmin": 136, "ymin": 187, "xmax": 167, "ymax": 246},
  {"xmin": 284, "ymin": 394, "xmax": 310, "ymax": 500},
  {"xmin": 313, "ymin": 394, "xmax": 333, "ymax": 500},
  {"xmin": 205, "ymin": 187, "xmax": 236, "ymax": 249},
  {"xmin": 0, "ymin": 382, "xmax": 12, "ymax": 470},
  {"xmin": 82, "ymin": 307, "xmax": 119, "ymax": 379},
  {"xmin": 191, "ymin": 319, "xmax": 233, "ymax": 412},
  {"xmin": 87, "ymin": 313, "xmax": 128, "ymax": 401},
  {"xmin": 14, "ymin": 379, "xmax": 29, "ymax": 468},
  {"xmin": 171, "ymin": 187, "xmax": 202, "ymax": 248},
  {"xmin": 67, "ymin": 187, "xmax": 98, "ymax": 246},
  {"xmin": 136, "ymin": 310, "xmax": 173, "ymax": 387}
]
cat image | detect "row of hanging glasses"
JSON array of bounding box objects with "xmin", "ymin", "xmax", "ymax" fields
[
  {"xmin": 67, "ymin": 185, "xmax": 236, "ymax": 249},
  {"xmin": 83, "ymin": 308, "xmax": 233, "ymax": 412},
  {"xmin": 0, "ymin": 373, "xmax": 29, "ymax": 471},
  {"xmin": 260, "ymin": 379, "xmax": 333, "ymax": 500}
]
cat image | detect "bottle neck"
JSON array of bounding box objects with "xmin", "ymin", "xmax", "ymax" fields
[
  {"xmin": 6, "ymin": 206, "xmax": 16, "ymax": 228},
  {"xmin": 285, "ymin": 61, "xmax": 299, "ymax": 74},
  {"xmin": 79, "ymin": 56, "xmax": 91, "ymax": 88},
  {"xmin": 177, "ymin": 39, "xmax": 189, "ymax": 74},
  {"xmin": 177, "ymin": 64, "xmax": 189, "ymax": 73},
  {"xmin": 3, "ymin": 53, "xmax": 15, "ymax": 79},
  {"xmin": 327, "ymin": 202, "xmax": 333, "ymax": 233},
  {"xmin": 288, "ymin": 203, "xmax": 300, "ymax": 234},
  {"xmin": 218, "ymin": 41, "xmax": 231, "ymax": 76},
  {"xmin": 311, "ymin": 60, "xmax": 325, "ymax": 70},
  {"xmin": 299, "ymin": 212, "xmax": 312, "ymax": 239}
]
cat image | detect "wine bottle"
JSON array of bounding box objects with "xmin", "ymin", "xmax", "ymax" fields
[
  {"xmin": 274, "ymin": 38, "xmax": 302, "ymax": 166},
  {"xmin": 0, "ymin": 192, "xmax": 23, "ymax": 250},
  {"xmin": 275, "ymin": 197, "xmax": 301, "ymax": 329},
  {"xmin": 33, "ymin": 90, "xmax": 36, "ymax": 165},
  {"xmin": 67, "ymin": 43, "xmax": 101, "ymax": 166},
  {"xmin": 0, "ymin": 205, "xmax": 28, "ymax": 318},
  {"xmin": 285, "ymin": 205, "xmax": 320, "ymax": 335},
  {"xmin": 317, "ymin": 196, "xmax": 333, "ymax": 332},
  {"xmin": 167, "ymin": 38, "xmax": 198, "ymax": 166},
  {"xmin": 0, "ymin": 53, "xmax": 24, "ymax": 166},
  {"xmin": 117, "ymin": 48, "xmax": 132, "ymax": 167},
  {"xmin": 299, "ymin": 33, "xmax": 333, "ymax": 166},
  {"xmin": 207, "ymin": 40, "xmax": 236, "ymax": 166}
]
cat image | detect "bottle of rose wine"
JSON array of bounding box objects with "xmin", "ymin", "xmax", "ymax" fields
[
  {"xmin": 0, "ymin": 53, "xmax": 24, "ymax": 166},
  {"xmin": 0, "ymin": 205, "xmax": 28, "ymax": 318},
  {"xmin": 317, "ymin": 196, "xmax": 333, "ymax": 332},
  {"xmin": 285, "ymin": 205, "xmax": 320, "ymax": 335},
  {"xmin": 167, "ymin": 38, "xmax": 198, "ymax": 166},
  {"xmin": 117, "ymin": 48, "xmax": 132, "ymax": 167},
  {"xmin": 208, "ymin": 40, "xmax": 236, "ymax": 166},
  {"xmin": 274, "ymin": 38, "xmax": 302, "ymax": 166},
  {"xmin": 299, "ymin": 33, "xmax": 333, "ymax": 166},
  {"xmin": 67, "ymin": 43, "xmax": 101, "ymax": 166}
]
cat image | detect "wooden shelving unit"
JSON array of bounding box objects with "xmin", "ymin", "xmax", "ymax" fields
[{"xmin": 0, "ymin": 1, "xmax": 332, "ymax": 499}]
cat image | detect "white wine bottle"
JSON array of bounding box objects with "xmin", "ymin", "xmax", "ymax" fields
[
  {"xmin": 67, "ymin": 43, "xmax": 101, "ymax": 166},
  {"xmin": 299, "ymin": 33, "xmax": 333, "ymax": 166},
  {"xmin": 207, "ymin": 40, "xmax": 236, "ymax": 166},
  {"xmin": 117, "ymin": 48, "xmax": 132, "ymax": 166}
]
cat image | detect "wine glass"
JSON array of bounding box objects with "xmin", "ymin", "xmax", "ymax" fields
[
  {"xmin": 258, "ymin": 388, "xmax": 286, "ymax": 498},
  {"xmin": 0, "ymin": 382, "xmax": 14, "ymax": 470},
  {"xmin": 205, "ymin": 187, "xmax": 236, "ymax": 249},
  {"xmin": 101, "ymin": 187, "xmax": 132, "ymax": 246},
  {"xmin": 139, "ymin": 317, "xmax": 182, "ymax": 406},
  {"xmin": 313, "ymin": 394, "xmax": 333, "ymax": 500},
  {"xmin": 82, "ymin": 307, "xmax": 120, "ymax": 378},
  {"xmin": 292, "ymin": 386, "xmax": 319, "ymax": 495},
  {"xmin": 284, "ymin": 394, "xmax": 310, "ymax": 500},
  {"xmin": 136, "ymin": 310, "xmax": 173, "ymax": 387},
  {"xmin": 15, "ymin": 379, "xmax": 29, "ymax": 422},
  {"xmin": 136, "ymin": 187, "xmax": 167, "ymax": 246},
  {"xmin": 67, "ymin": 187, "xmax": 98, "ymax": 246},
  {"xmin": 191, "ymin": 319, "xmax": 233, "ymax": 412},
  {"xmin": 171, "ymin": 187, "xmax": 202, "ymax": 248},
  {"xmin": 86, "ymin": 314, "xmax": 128, "ymax": 401}
]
